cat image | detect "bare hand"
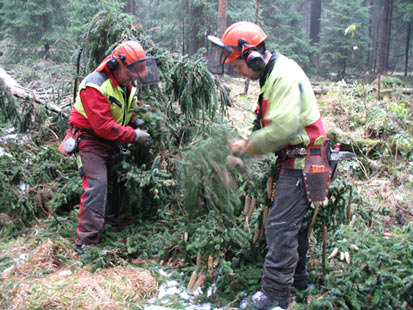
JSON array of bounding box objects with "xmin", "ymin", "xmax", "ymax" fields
[{"xmin": 230, "ymin": 138, "xmax": 247, "ymax": 156}]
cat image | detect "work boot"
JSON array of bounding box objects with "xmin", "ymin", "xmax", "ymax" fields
[
  {"xmin": 292, "ymin": 279, "xmax": 308, "ymax": 290},
  {"xmin": 75, "ymin": 243, "xmax": 97, "ymax": 255},
  {"xmin": 105, "ymin": 215, "xmax": 125, "ymax": 232},
  {"xmin": 252, "ymin": 291, "xmax": 288, "ymax": 310}
]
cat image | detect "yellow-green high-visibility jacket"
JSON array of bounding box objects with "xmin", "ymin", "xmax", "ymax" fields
[
  {"xmin": 69, "ymin": 70, "xmax": 137, "ymax": 144},
  {"xmin": 250, "ymin": 53, "xmax": 326, "ymax": 169}
]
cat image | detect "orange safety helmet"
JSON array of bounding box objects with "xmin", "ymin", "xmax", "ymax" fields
[
  {"xmin": 220, "ymin": 21, "xmax": 267, "ymax": 63},
  {"xmin": 96, "ymin": 40, "xmax": 160, "ymax": 87},
  {"xmin": 96, "ymin": 40, "xmax": 146, "ymax": 72}
]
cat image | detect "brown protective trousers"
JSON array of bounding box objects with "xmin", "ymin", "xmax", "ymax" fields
[{"xmin": 261, "ymin": 169, "xmax": 310, "ymax": 301}]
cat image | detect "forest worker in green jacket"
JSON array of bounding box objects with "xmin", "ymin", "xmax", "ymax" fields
[{"xmin": 208, "ymin": 22, "xmax": 327, "ymax": 310}]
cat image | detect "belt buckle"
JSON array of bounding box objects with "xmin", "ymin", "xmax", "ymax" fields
[{"xmin": 286, "ymin": 147, "xmax": 307, "ymax": 158}]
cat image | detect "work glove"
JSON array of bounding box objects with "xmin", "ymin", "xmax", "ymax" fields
[{"xmin": 133, "ymin": 128, "xmax": 151, "ymax": 144}]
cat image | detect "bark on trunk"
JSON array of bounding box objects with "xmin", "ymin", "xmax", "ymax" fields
[
  {"xmin": 379, "ymin": 0, "xmax": 392, "ymax": 74},
  {"xmin": 405, "ymin": 21, "xmax": 411, "ymax": 76},
  {"xmin": 244, "ymin": 0, "xmax": 260, "ymax": 95},
  {"xmin": 208, "ymin": 0, "xmax": 227, "ymax": 74},
  {"xmin": 309, "ymin": 0, "xmax": 321, "ymax": 45},
  {"xmin": 217, "ymin": 0, "xmax": 227, "ymax": 38}
]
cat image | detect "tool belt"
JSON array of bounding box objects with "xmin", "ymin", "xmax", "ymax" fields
[
  {"xmin": 78, "ymin": 128, "xmax": 117, "ymax": 147},
  {"xmin": 272, "ymin": 143, "xmax": 333, "ymax": 203},
  {"xmin": 276, "ymin": 144, "xmax": 307, "ymax": 161},
  {"xmin": 58, "ymin": 127, "xmax": 117, "ymax": 157},
  {"xmin": 269, "ymin": 141, "xmax": 355, "ymax": 204}
]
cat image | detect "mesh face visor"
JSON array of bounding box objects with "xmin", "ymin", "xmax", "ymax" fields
[
  {"xmin": 126, "ymin": 56, "xmax": 160, "ymax": 87},
  {"xmin": 207, "ymin": 35, "xmax": 241, "ymax": 75}
]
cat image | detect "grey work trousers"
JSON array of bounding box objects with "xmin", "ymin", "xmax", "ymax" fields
[
  {"xmin": 76, "ymin": 151, "xmax": 120, "ymax": 245},
  {"xmin": 261, "ymin": 171, "xmax": 310, "ymax": 300}
]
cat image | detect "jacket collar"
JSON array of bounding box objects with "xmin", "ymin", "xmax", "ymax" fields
[
  {"xmin": 104, "ymin": 67, "xmax": 131, "ymax": 91},
  {"xmin": 259, "ymin": 50, "xmax": 279, "ymax": 88}
]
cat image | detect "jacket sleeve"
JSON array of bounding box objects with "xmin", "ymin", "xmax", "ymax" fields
[
  {"xmin": 249, "ymin": 76, "xmax": 302, "ymax": 154},
  {"xmin": 80, "ymin": 87, "xmax": 135, "ymax": 144}
]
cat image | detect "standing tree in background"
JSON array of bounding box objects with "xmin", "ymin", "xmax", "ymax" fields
[
  {"xmin": 260, "ymin": 0, "xmax": 312, "ymax": 71},
  {"xmin": 123, "ymin": 0, "xmax": 136, "ymax": 14},
  {"xmin": 208, "ymin": 0, "xmax": 227, "ymax": 73},
  {"xmin": 217, "ymin": 0, "xmax": 228, "ymax": 38},
  {"xmin": 309, "ymin": 0, "xmax": 322, "ymax": 67},
  {"xmin": 395, "ymin": 0, "xmax": 412, "ymax": 76},
  {"xmin": 309, "ymin": 0, "xmax": 322, "ymax": 45},
  {"xmin": 0, "ymin": 0, "xmax": 66, "ymax": 57},
  {"xmin": 0, "ymin": 0, "xmax": 124, "ymax": 62},
  {"xmin": 243, "ymin": 0, "xmax": 260, "ymax": 95},
  {"xmin": 187, "ymin": 2, "xmax": 206, "ymax": 55},
  {"xmin": 133, "ymin": 0, "xmax": 217, "ymax": 56},
  {"xmin": 379, "ymin": 0, "xmax": 393, "ymax": 74},
  {"xmin": 320, "ymin": 0, "xmax": 371, "ymax": 78}
]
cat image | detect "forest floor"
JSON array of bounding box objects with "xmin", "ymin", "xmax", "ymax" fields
[{"xmin": 0, "ymin": 69, "xmax": 412, "ymax": 309}]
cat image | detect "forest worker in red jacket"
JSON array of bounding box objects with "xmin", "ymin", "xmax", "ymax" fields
[
  {"xmin": 65, "ymin": 40, "xmax": 159, "ymax": 254},
  {"xmin": 208, "ymin": 22, "xmax": 328, "ymax": 310}
]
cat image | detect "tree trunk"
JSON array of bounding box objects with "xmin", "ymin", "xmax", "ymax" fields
[
  {"xmin": 309, "ymin": 0, "xmax": 321, "ymax": 69},
  {"xmin": 123, "ymin": 0, "xmax": 135, "ymax": 14},
  {"xmin": 182, "ymin": 0, "xmax": 189, "ymax": 55},
  {"xmin": 43, "ymin": 43, "xmax": 50, "ymax": 58},
  {"xmin": 379, "ymin": 0, "xmax": 391, "ymax": 74},
  {"xmin": 217, "ymin": 0, "xmax": 227, "ymax": 38},
  {"xmin": 309, "ymin": 0, "xmax": 321, "ymax": 45},
  {"xmin": 208, "ymin": 0, "xmax": 227, "ymax": 74},
  {"xmin": 367, "ymin": 0, "xmax": 373, "ymax": 72},
  {"xmin": 244, "ymin": 0, "xmax": 260, "ymax": 95},
  {"xmin": 187, "ymin": 4, "xmax": 204, "ymax": 55},
  {"xmin": 385, "ymin": 0, "xmax": 393, "ymax": 71},
  {"xmin": 373, "ymin": 22, "xmax": 380, "ymax": 74},
  {"xmin": 404, "ymin": 20, "xmax": 411, "ymax": 76}
]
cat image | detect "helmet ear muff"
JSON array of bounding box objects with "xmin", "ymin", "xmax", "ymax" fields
[
  {"xmin": 107, "ymin": 54, "xmax": 126, "ymax": 71},
  {"xmin": 107, "ymin": 58, "xmax": 119, "ymax": 71},
  {"xmin": 238, "ymin": 38, "xmax": 265, "ymax": 72},
  {"xmin": 243, "ymin": 49, "xmax": 266, "ymax": 72}
]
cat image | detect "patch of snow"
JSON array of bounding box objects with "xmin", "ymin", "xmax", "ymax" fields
[
  {"xmin": 0, "ymin": 146, "xmax": 13, "ymax": 158},
  {"xmin": 17, "ymin": 254, "xmax": 29, "ymax": 263},
  {"xmin": 146, "ymin": 269, "xmax": 214, "ymax": 310},
  {"xmin": 19, "ymin": 182, "xmax": 29, "ymax": 195},
  {"xmin": 58, "ymin": 269, "xmax": 73, "ymax": 276}
]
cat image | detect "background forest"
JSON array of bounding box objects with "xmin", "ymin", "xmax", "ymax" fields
[
  {"xmin": 0, "ymin": 0, "xmax": 412, "ymax": 77},
  {"xmin": 0, "ymin": 0, "xmax": 412, "ymax": 310}
]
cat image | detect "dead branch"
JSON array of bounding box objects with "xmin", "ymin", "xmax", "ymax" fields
[{"xmin": 0, "ymin": 67, "xmax": 66, "ymax": 115}]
